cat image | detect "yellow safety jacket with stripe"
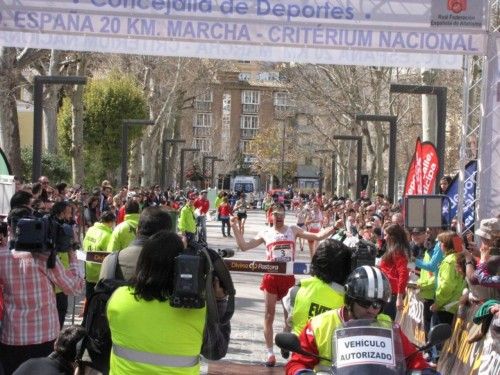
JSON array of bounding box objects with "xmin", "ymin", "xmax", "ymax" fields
[
  {"xmin": 107, "ymin": 286, "xmax": 206, "ymax": 374},
  {"xmin": 310, "ymin": 309, "xmax": 392, "ymax": 372},
  {"xmin": 291, "ymin": 277, "xmax": 345, "ymax": 335},
  {"xmin": 82, "ymin": 222, "xmax": 113, "ymax": 283},
  {"xmin": 416, "ymin": 252, "xmax": 435, "ymax": 301}
]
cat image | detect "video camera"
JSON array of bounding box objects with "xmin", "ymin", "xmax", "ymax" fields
[
  {"xmin": 350, "ymin": 239, "xmax": 377, "ymax": 270},
  {"xmin": 11, "ymin": 213, "xmax": 74, "ymax": 254},
  {"xmin": 170, "ymin": 238, "xmax": 234, "ymax": 310}
]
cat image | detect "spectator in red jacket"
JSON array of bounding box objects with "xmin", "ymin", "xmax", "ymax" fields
[
  {"xmin": 218, "ymin": 197, "xmax": 233, "ymax": 237},
  {"xmin": 379, "ymin": 224, "xmax": 410, "ymax": 320},
  {"xmin": 194, "ymin": 190, "xmax": 210, "ymax": 243}
]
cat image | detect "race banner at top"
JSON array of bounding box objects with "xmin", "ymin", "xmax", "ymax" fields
[{"xmin": 0, "ymin": 1, "xmax": 488, "ymax": 68}]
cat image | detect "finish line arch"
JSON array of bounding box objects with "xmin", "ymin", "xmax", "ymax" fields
[{"xmin": 0, "ymin": 0, "xmax": 498, "ymax": 219}]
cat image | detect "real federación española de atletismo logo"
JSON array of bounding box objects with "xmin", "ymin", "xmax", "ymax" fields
[{"xmin": 448, "ymin": 0, "xmax": 467, "ymax": 14}]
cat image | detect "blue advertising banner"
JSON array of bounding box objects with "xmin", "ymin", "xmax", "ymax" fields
[{"xmin": 443, "ymin": 160, "xmax": 477, "ymax": 229}]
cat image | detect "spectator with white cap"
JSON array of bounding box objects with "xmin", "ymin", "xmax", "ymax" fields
[{"xmin": 465, "ymin": 217, "xmax": 500, "ymax": 288}]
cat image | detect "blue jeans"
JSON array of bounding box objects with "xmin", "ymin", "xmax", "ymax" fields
[{"xmin": 221, "ymin": 217, "xmax": 230, "ymax": 236}]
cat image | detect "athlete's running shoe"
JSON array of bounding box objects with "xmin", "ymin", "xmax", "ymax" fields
[{"xmin": 264, "ymin": 354, "xmax": 276, "ymax": 367}]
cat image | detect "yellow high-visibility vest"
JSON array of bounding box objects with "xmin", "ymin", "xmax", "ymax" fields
[
  {"xmin": 291, "ymin": 277, "xmax": 345, "ymax": 335},
  {"xmin": 107, "ymin": 286, "xmax": 206, "ymax": 374}
]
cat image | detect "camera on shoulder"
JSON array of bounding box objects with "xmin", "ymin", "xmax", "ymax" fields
[
  {"xmin": 170, "ymin": 239, "xmax": 207, "ymax": 309},
  {"xmin": 13, "ymin": 214, "xmax": 73, "ymax": 253}
]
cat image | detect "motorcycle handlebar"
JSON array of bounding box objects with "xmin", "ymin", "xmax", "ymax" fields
[{"xmin": 217, "ymin": 248, "xmax": 235, "ymax": 258}]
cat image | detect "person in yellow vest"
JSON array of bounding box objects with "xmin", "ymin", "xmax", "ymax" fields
[
  {"xmin": 106, "ymin": 201, "xmax": 140, "ymax": 252},
  {"xmin": 285, "ymin": 266, "xmax": 430, "ymax": 375},
  {"xmin": 178, "ymin": 193, "xmax": 198, "ymax": 243},
  {"xmin": 107, "ymin": 230, "xmax": 206, "ymax": 374},
  {"xmin": 82, "ymin": 211, "xmax": 115, "ymax": 300},
  {"xmin": 286, "ymin": 239, "xmax": 352, "ymax": 337}
]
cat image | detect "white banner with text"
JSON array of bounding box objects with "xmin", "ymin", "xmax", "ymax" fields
[{"xmin": 0, "ymin": 0, "xmax": 488, "ymax": 68}]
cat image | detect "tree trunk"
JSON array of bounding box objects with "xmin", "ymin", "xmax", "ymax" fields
[
  {"xmin": 421, "ymin": 69, "xmax": 438, "ymax": 144},
  {"xmin": 0, "ymin": 47, "xmax": 23, "ymax": 177},
  {"xmin": 375, "ymin": 125, "xmax": 385, "ymax": 194},
  {"xmin": 128, "ymin": 138, "xmax": 142, "ymax": 188},
  {"xmin": 70, "ymin": 55, "xmax": 87, "ymax": 185},
  {"xmin": 43, "ymin": 50, "xmax": 62, "ymax": 154}
]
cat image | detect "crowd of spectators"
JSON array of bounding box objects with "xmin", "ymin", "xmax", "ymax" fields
[
  {"xmin": 1, "ymin": 174, "xmax": 498, "ymax": 373},
  {"xmin": 280, "ymin": 189, "xmax": 499, "ymax": 364}
]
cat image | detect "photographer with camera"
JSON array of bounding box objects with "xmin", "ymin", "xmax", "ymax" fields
[
  {"xmin": 50, "ymin": 201, "xmax": 79, "ymax": 329},
  {"xmin": 0, "ymin": 191, "xmax": 83, "ymax": 375},
  {"xmin": 91, "ymin": 207, "xmax": 232, "ymax": 373}
]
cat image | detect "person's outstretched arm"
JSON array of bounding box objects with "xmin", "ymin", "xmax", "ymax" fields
[{"xmin": 230, "ymin": 216, "xmax": 264, "ymax": 251}]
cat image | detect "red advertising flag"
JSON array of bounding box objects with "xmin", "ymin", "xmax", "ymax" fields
[{"xmin": 404, "ymin": 138, "xmax": 440, "ymax": 196}]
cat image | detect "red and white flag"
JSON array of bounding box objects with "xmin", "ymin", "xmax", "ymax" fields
[{"xmin": 403, "ymin": 138, "xmax": 440, "ymax": 196}]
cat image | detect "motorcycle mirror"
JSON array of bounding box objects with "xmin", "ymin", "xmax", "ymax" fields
[
  {"xmin": 406, "ymin": 323, "xmax": 452, "ymax": 361},
  {"xmin": 275, "ymin": 333, "xmax": 330, "ymax": 362},
  {"xmin": 427, "ymin": 323, "xmax": 452, "ymax": 347}
]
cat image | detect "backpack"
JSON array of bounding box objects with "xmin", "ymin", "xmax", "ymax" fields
[{"xmin": 79, "ymin": 252, "xmax": 128, "ymax": 374}]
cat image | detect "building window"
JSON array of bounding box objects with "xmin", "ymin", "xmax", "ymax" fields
[
  {"xmin": 240, "ymin": 115, "xmax": 259, "ymax": 138},
  {"xmin": 241, "ymin": 90, "xmax": 260, "ymax": 113},
  {"xmin": 193, "ymin": 113, "xmax": 212, "ymax": 137},
  {"xmin": 239, "ymin": 140, "xmax": 253, "ymax": 154},
  {"xmin": 195, "ymin": 90, "xmax": 213, "ymax": 111},
  {"xmin": 193, "ymin": 113, "xmax": 212, "ymax": 127},
  {"xmin": 193, "ymin": 138, "xmax": 212, "ymax": 153},
  {"xmin": 274, "ymin": 92, "xmax": 294, "ymax": 111}
]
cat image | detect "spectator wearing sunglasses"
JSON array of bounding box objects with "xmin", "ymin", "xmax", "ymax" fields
[{"xmin": 285, "ymin": 266, "xmax": 430, "ymax": 375}]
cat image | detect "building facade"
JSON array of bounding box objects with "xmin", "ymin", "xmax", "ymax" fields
[{"xmin": 179, "ymin": 62, "xmax": 297, "ymax": 190}]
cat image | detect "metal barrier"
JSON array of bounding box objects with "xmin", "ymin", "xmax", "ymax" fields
[
  {"xmin": 397, "ymin": 285, "xmax": 499, "ymax": 375},
  {"xmin": 396, "ymin": 286, "xmax": 426, "ymax": 347}
]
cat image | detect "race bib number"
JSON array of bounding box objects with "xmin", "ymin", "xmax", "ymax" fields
[
  {"xmin": 334, "ymin": 327, "xmax": 395, "ymax": 368},
  {"xmin": 309, "ymin": 222, "xmax": 321, "ymax": 230},
  {"xmin": 270, "ymin": 243, "xmax": 293, "ymax": 262}
]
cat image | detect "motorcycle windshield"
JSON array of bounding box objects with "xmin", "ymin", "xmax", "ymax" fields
[{"xmin": 331, "ymin": 319, "xmax": 406, "ymax": 375}]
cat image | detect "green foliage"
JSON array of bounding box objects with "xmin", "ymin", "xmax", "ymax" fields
[
  {"xmin": 20, "ymin": 147, "xmax": 71, "ymax": 183},
  {"xmin": 58, "ymin": 72, "xmax": 148, "ymax": 187}
]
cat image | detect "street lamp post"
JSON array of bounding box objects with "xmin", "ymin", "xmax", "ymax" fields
[
  {"xmin": 161, "ymin": 139, "xmax": 185, "ymax": 189},
  {"xmin": 389, "ymin": 84, "xmax": 447, "ymax": 192},
  {"xmin": 316, "ymin": 149, "xmax": 335, "ymax": 194},
  {"xmin": 333, "ymin": 135, "xmax": 363, "ymax": 200},
  {"xmin": 121, "ymin": 119, "xmax": 155, "ymax": 187},
  {"xmin": 355, "ymin": 114, "xmax": 398, "ymax": 202},
  {"xmin": 316, "ymin": 149, "xmax": 336, "ymax": 195},
  {"xmin": 211, "ymin": 158, "xmax": 224, "ymax": 188},
  {"xmin": 202, "ymin": 156, "xmax": 216, "ymax": 188},
  {"xmin": 33, "ymin": 75, "xmax": 87, "ymax": 181},
  {"xmin": 318, "ymin": 163, "xmax": 324, "ymax": 195},
  {"xmin": 280, "ymin": 120, "xmax": 286, "ymax": 188},
  {"xmin": 179, "ymin": 148, "xmax": 200, "ymax": 189}
]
